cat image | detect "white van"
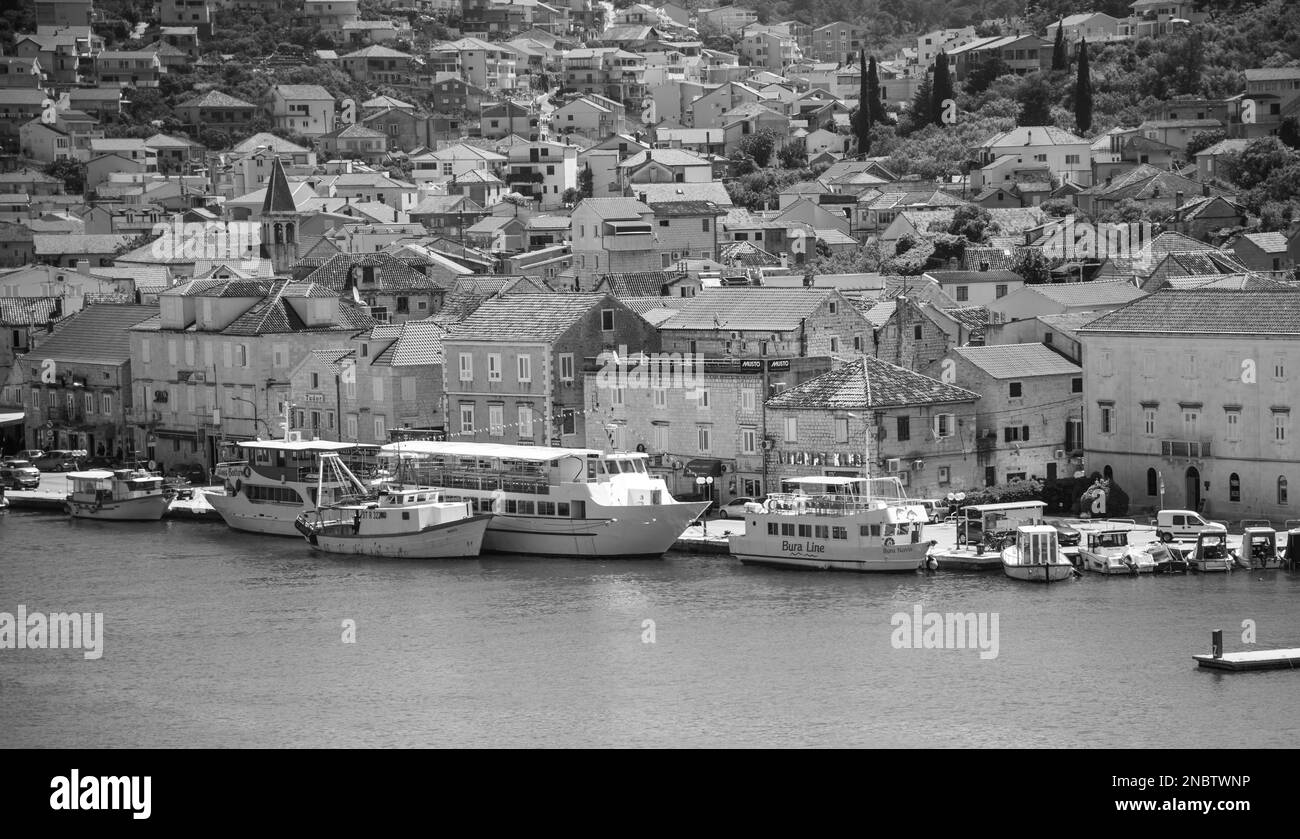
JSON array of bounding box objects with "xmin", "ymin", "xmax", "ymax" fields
[{"xmin": 1154, "ymin": 509, "xmax": 1226, "ymax": 542}]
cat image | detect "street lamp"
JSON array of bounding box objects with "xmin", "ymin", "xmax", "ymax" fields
[{"xmin": 229, "ymin": 395, "xmax": 267, "ymax": 439}]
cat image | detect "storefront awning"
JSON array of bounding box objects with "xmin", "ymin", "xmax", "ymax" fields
[
  {"xmin": 683, "ymin": 458, "xmax": 722, "ymax": 478},
  {"xmin": 0, "ymin": 411, "xmax": 24, "ymax": 427}
]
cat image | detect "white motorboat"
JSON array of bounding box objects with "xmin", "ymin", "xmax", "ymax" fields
[
  {"xmin": 1079, "ymin": 527, "xmax": 1151, "ymax": 575},
  {"xmin": 65, "ymin": 468, "xmax": 173, "ymax": 521},
  {"xmin": 729, "ymin": 476, "xmax": 930, "ymax": 572},
  {"xmin": 381, "ymin": 441, "xmax": 709, "ymax": 557},
  {"xmin": 1001, "ymin": 525, "xmax": 1077, "ymax": 583}
]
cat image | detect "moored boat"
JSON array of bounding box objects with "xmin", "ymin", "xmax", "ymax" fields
[
  {"xmin": 729, "ymin": 476, "xmax": 930, "ymax": 572},
  {"xmin": 65, "ymin": 468, "xmax": 173, "ymax": 521},
  {"xmin": 382, "ymin": 441, "xmax": 709, "ymax": 558},
  {"xmin": 1001, "ymin": 525, "xmax": 1077, "ymax": 583},
  {"xmin": 1079, "ymin": 527, "xmax": 1150, "ymax": 575},
  {"xmin": 1189, "ymin": 530, "xmax": 1234, "ymax": 573},
  {"xmin": 295, "ymin": 453, "xmax": 490, "ymax": 558}
]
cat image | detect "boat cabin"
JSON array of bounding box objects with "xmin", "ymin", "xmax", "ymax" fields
[
  {"xmin": 1242, "ymin": 527, "xmax": 1277, "ymax": 563},
  {"xmin": 1086, "ymin": 528, "xmax": 1130, "ymax": 551},
  {"xmin": 1195, "ymin": 531, "xmax": 1230, "ymax": 559},
  {"xmin": 1015, "ymin": 525, "xmax": 1060, "ymax": 565},
  {"xmin": 69, "ymin": 468, "xmax": 165, "ymax": 499}
]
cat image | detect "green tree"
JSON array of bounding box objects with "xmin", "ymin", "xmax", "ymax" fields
[
  {"xmin": 1186, "ymin": 129, "xmax": 1225, "ymax": 159},
  {"xmin": 1281, "ymin": 117, "xmax": 1300, "ymax": 150},
  {"xmin": 931, "ymin": 51, "xmax": 954, "ymax": 127},
  {"xmin": 865, "ymin": 55, "xmax": 882, "ymax": 128},
  {"xmin": 44, "ymin": 159, "xmax": 86, "ymax": 194},
  {"xmin": 777, "ymin": 138, "xmax": 807, "ymax": 169},
  {"xmin": 852, "ymin": 50, "xmax": 871, "ymax": 154},
  {"xmin": 1017, "ymin": 73, "xmax": 1055, "ymax": 126},
  {"xmin": 1012, "ymin": 248, "xmax": 1054, "ymax": 284},
  {"xmin": 578, "ymin": 163, "xmax": 593, "ymax": 199},
  {"xmin": 963, "ymin": 55, "xmax": 1010, "ymax": 96},
  {"xmin": 737, "ymin": 129, "xmax": 780, "ymax": 168},
  {"xmin": 1052, "ymin": 20, "xmax": 1068, "ymax": 71},
  {"xmin": 948, "ymin": 205, "xmax": 994, "ymax": 242},
  {"xmin": 1074, "ymin": 39, "xmax": 1092, "ymax": 133}
]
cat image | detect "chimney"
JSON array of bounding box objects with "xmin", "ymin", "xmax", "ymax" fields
[
  {"xmin": 1202, "ymin": 182, "xmax": 1211, "ymax": 197},
  {"xmin": 1175, "ymin": 190, "xmax": 1184, "ymax": 208},
  {"xmin": 979, "ymin": 261, "xmax": 989, "ymax": 271},
  {"xmin": 76, "ymin": 259, "xmax": 89, "ymax": 275}
]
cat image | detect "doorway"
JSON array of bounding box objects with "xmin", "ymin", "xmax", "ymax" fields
[{"xmin": 1185, "ymin": 466, "xmax": 1201, "ymax": 511}]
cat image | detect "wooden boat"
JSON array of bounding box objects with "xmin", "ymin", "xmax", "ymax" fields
[
  {"xmin": 1001, "ymin": 525, "xmax": 1077, "ymax": 583},
  {"xmin": 65, "ymin": 468, "xmax": 173, "ymax": 521}
]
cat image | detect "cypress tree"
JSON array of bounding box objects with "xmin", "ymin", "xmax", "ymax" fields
[
  {"xmin": 853, "ymin": 49, "xmax": 871, "ymax": 154},
  {"xmin": 932, "ymin": 51, "xmax": 954, "ymax": 126},
  {"xmin": 866, "ymin": 55, "xmax": 881, "ymax": 128},
  {"xmin": 1075, "ymin": 38, "xmax": 1093, "ymax": 133},
  {"xmin": 1052, "ymin": 19, "xmax": 1068, "ymax": 71}
]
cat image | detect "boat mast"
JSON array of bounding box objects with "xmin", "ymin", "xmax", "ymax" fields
[{"xmin": 862, "ymin": 359, "xmax": 873, "ymax": 504}]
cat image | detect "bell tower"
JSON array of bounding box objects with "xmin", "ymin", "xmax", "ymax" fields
[{"xmin": 259, "ymin": 156, "xmax": 300, "ymax": 273}]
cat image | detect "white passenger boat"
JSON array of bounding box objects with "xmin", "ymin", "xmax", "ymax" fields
[
  {"xmin": 65, "ymin": 468, "xmax": 173, "ymax": 521},
  {"xmin": 1001, "ymin": 525, "xmax": 1077, "ymax": 583},
  {"xmin": 381, "ymin": 441, "xmax": 710, "ymax": 557},
  {"xmin": 1189, "ymin": 530, "xmax": 1234, "ymax": 572},
  {"xmin": 294, "ymin": 453, "xmax": 490, "ymax": 558},
  {"xmin": 203, "ymin": 433, "xmax": 380, "ymax": 537},
  {"xmin": 728, "ymin": 476, "xmax": 930, "ymax": 572},
  {"xmin": 1079, "ymin": 527, "xmax": 1152, "ymax": 575}
]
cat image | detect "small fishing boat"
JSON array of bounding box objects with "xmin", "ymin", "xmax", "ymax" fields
[
  {"xmin": 1132, "ymin": 540, "xmax": 1188, "ymax": 574},
  {"xmin": 65, "ymin": 468, "xmax": 173, "ymax": 521},
  {"xmin": 1079, "ymin": 527, "xmax": 1150, "ymax": 575},
  {"xmin": 1189, "ymin": 530, "xmax": 1233, "ymax": 573},
  {"xmin": 1240, "ymin": 527, "xmax": 1281, "ymax": 569},
  {"xmin": 1001, "ymin": 525, "xmax": 1077, "ymax": 583},
  {"xmin": 295, "ymin": 452, "xmax": 490, "ymax": 559}
]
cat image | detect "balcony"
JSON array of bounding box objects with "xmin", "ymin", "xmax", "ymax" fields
[{"xmin": 1161, "ymin": 440, "xmax": 1212, "ymax": 459}]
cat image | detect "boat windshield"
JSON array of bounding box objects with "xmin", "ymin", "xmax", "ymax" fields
[{"xmin": 1096, "ymin": 532, "xmax": 1128, "ymax": 548}]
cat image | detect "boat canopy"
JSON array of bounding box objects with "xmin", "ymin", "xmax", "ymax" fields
[
  {"xmin": 239, "ymin": 440, "xmax": 377, "ymax": 453},
  {"xmin": 384, "ymin": 441, "xmax": 605, "ymax": 462},
  {"xmin": 784, "ymin": 475, "xmax": 868, "ymax": 487},
  {"xmin": 67, "ymin": 470, "xmax": 115, "ymax": 480}
]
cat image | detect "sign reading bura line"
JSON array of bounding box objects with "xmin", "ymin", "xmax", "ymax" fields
[
  {"xmin": 595, "ymin": 345, "xmax": 706, "ymax": 396},
  {"xmin": 149, "ymin": 218, "xmax": 263, "ymax": 270},
  {"xmin": 0, "ymin": 605, "xmax": 103, "ymax": 660},
  {"xmin": 891, "ymin": 605, "xmax": 999, "ymax": 660},
  {"xmin": 1041, "ymin": 216, "xmax": 1155, "ymax": 261}
]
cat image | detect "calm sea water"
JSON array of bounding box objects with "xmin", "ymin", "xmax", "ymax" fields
[{"xmin": 2, "ymin": 509, "xmax": 1299, "ymax": 748}]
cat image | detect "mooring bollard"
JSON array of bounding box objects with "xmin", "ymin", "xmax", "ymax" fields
[{"xmin": 1212, "ymin": 629, "xmax": 1223, "ymax": 659}]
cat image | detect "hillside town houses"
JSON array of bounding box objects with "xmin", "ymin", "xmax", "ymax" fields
[{"xmin": 0, "ymin": 0, "xmax": 1299, "ymax": 524}]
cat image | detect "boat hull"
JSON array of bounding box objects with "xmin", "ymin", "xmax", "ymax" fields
[
  {"xmin": 308, "ymin": 514, "xmax": 490, "ymax": 559},
  {"xmin": 926, "ymin": 548, "xmax": 1002, "ymax": 570},
  {"xmin": 203, "ymin": 490, "xmax": 305, "ymax": 537},
  {"xmin": 1002, "ymin": 561, "xmax": 1076, "ymax": 582},
  {"xmin": 479, "ymin": 501, "xmax": 708, "ymax": 557},
  {"xmin": 66, "ymin": 494, "xmax": 170, "ymax": 521},
  {"xmin": 1190, "ymin": 559, "xmax": 1232, "ymax": 572},
  {"xmin": 735, "ymin": 540, "xmax": 929, "ymax": 572}
]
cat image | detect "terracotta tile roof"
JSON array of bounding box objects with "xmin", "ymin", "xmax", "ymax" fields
[
  {"xmin": 25, "ymin": 304, "xmax": 158, "ymax": 363},
  {"xmin": 659, "ymin": 287, "xmax": 842, "ymax": 331},
  {"xmin": 179, "ymin": 90, "xmax": 256, "ymax": 109},
  {"xmin": 1022, "ymin": 280, "xmax": 1146, "ymax": 308},
  {"xmin": 0, "ymin": 297, "xmax": 60, "ymax": 325},
  {"xmin": 305, "ymin": 252, "xmax": 450, "ymax": 293},
  {"xmin": 372, "ymin": 320, "xmax": 448, "ymax": 366},
  {"xmin": 1239, "ymin": 232, "xmax": 1289, "ymax": 254},
  {"xmin": 1079, "ymin": 289, "xmax": 1300, "ymax": 336},
  {"xmin": 448, "ymin": 293, "xmax": 613, "ymax": 342},
  {"xmin": 952, "ymin": 344, "xmax": 1081, "ymax": 379},
  {"xmin": 594, "ymin": 271, "xmax": 681, "ymax": 296},
  {"xmin": 766, "ymin": 357, "xmax": 979, "ymax": 411}
]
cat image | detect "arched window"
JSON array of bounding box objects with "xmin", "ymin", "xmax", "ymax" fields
[
  {"xmin": 1146, "ymin": 468, "xmax": 1158, "ymax": 497},
  {"xmin": 1229, "ymin": 473, "xmax": 1240, "ymax": 503},
  {"xmin": 273, "ymin": 223, "xmax": 283, "ymax": 245},
  {"xmin": 1103, "ymin": 464, "xmax": 1114, "ymax": 481},
  {"xmin": 285, "ymin": 222, "xmax": 295, "ymax": 244},
  {"xmin": 1279, "ymin": 476, "xmax": 1288, "ymax": 506}
]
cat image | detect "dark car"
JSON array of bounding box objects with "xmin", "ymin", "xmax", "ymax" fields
[
  {"xmin": 1055, "ymin": 522, "xmax": 1082, "ymax": 547},
  {"xmin": 0, "ymin": 459, "xmax": 41, "ymax": 490}
]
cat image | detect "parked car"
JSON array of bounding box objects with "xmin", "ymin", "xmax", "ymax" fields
[
  {"xmin": 718, "ymin": 496, "xmax": 764, "ymax": 518},
  {"xmin": 1055, "ymin": 521, "xmax": 1082, "ymax": 547},
  {"xmin": 14, "ymin": 449, "xmax": 45, "ymax": 462},
  {"xmin": 0, "ymin": 459, "xmax": 41, "ymax": 490},
  {"xmin": 1153, "ymin": 509, "xmax": 1226, "ymax": 542},
  {"xmin": 913, "ymin": 499, "xmax": 951, "ymax": 524},
  {"xmin": 31, "ymin": 449, "xmax": 81, "ymax": 471}
]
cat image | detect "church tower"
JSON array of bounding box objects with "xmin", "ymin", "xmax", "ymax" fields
[{"xmin": 260, "ymin": 156, "xmax": 300, "ymax": 274}]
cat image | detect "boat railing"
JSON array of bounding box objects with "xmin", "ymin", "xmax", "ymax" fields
[
  {"xmin": 403, "ymin": 466, "xmax": 550, "ymax": 496},
  {"xmin": 761, "ymin": 492, "xmax": 916, "ymax": 516},
  {"xmin": 214, "ymin": 461, "xmax": 247, "ymax": 479}
]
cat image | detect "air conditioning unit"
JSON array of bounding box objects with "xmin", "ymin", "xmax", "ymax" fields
[
  {"xmin": 1054, "ymin": 449, "xmax": 1065, "ymax": 459},
  {"xmin": 153, "ymin": 390, "xmax": 168, "ymax": 402},
  {"xmin": 912, "ymin": 459, "xmax": 924, "ymax": 471},
  {"xmin": 286, "ymin": 430, "xmax": 303, "ymax": 442},
  {"xmin": 886, "ymin": 457, "xmax": 901, "ymax": 472}
]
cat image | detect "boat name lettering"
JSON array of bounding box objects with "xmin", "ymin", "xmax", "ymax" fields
[{"xmin": 782, "ymin": 540, "xmax": 824, "ymax": 553}]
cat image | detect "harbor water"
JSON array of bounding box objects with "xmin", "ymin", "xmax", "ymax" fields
[{"xmin": 2, "ymin": 509, "xmax": 1299, "ymax": 748}]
